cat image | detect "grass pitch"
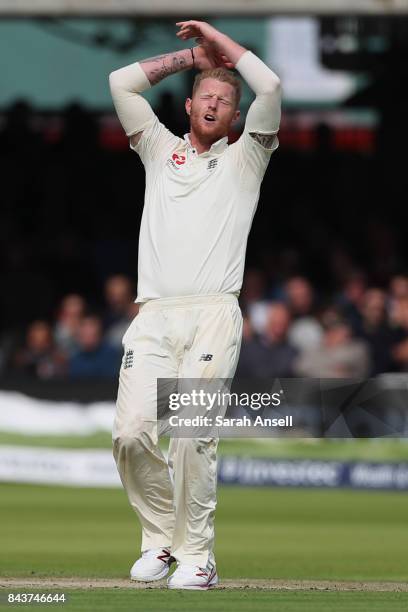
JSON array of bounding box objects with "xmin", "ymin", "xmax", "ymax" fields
[
  {"xmin": 1, "ymin": 482, "xmax": 408, "ymax": 610},
  {"xmin": 1, "ymin": 483, "xmax": 407, "ymax": 580},
  {"xmin": 2, "ymin": 589, "xmax": 408, "ymax": 612},
  {"xmin": 1, "ymin": 433, "xmax": 408, "ymax": 462}
]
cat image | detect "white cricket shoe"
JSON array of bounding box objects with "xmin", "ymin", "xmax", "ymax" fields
[
  {"xmin": 167, "ymin": 562, "xmax": 218, "ymax": 590},
  {"xmin": 130, "ymin": 547, "xmax": 174, "ymax": 582}
]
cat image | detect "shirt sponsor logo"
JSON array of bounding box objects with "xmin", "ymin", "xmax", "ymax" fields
[{"xmin": 167, "ymin": 152, "xmax": 186, "ymax": 170}]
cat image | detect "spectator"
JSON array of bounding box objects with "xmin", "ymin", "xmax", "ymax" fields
[
  {"xmin": 237, "ymin": 302, "xmax": 298, "ymax": 378},
  {"xmin": 389, "ymin": 274, "xmax": 408, "ymax": 301},
  {"xmin": 355, "ymin": 288, "xmax": 398, "ymax": 375},
  {"xmin": 106, "ymin": 302, "xmax": 139, "ymax": 349},
  {"xmin": 240, "ymin": 268, "xmax": 269, "ymax": 335},
  {"xmin": 69, "ymin": 315, "xmax": 120, "ymax": 378},
  {"xmin": 54, "ymin": 293, "xmax": 86, "ymax": 356},
  {"xmin": 336, "ymin": 271, "xmax": 367, "ymax": 333},
  {"xmin": 241, "ymin": 315, "xmax": 254, "ymax": 344},
  {"xmin": 284, "ymin": 276, "xmax": 323, "ymax": 352},
  {"xmin": 294, "ymin": 308, "xmax": 370, "ymax": 378},
  {"xmin": 391, "ymin": 297, "xmax": 408, "ymax": 371},
  {"xmin": 13, "ymin": 320, "xmax": 66, "ymax": 379},
  {"xmin": 389, "ymin": 293, "xmax": 408, "ymax": 329},
  {"xmin": 388, "ymin": 274, "xmax": 408, "ymax": 329},
  {"xmin": 103, "ymin": 274, "xmax": 134, "ymax": 330}
]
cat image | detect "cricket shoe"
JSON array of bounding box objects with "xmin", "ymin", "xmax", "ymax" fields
[
  {"xmin": 130, "ymin": 547, "xmax": 174, "ymax": 582},
  {"xmin": 167, "ymin": 561, "xmax": 218, "ymax": 590}
]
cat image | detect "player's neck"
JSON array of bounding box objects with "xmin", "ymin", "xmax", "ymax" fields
[{"xmin": 189, "ymin": 129, "xmax": 222, "ymax": 155}]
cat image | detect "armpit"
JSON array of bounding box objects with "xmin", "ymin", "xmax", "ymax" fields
[
  {"xmin": 249, "ymin": 132, "xmax": 278, "ymax": 149},
  {"xmin": 130, "ymin": 131, "xmax": 144, "ymax": 149}
]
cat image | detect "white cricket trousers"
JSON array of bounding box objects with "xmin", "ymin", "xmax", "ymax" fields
[{"xmin": 112, "ymin": 293, "xmax": 243, "ymax": 567}]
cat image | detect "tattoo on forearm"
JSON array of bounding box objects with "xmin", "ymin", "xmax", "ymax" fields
[
  {"xmin": 140, "ymin": 52, "xmax": 189, "ymax": 86},
  {"xmin": 249, "ymin": 132, "xmax": 277, "ymax": 149}
]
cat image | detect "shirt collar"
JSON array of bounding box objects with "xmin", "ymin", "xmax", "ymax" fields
[{"xmin": 183, "ymin": 133, "xmax": 229, "ymax": 156}]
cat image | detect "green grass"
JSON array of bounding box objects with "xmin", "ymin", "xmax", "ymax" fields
[
  {"xmin": 1, "ymin": 434, "xmax": 408, "ymax": 461},
  {"xmin": 0, "ymin": 432, "xmax": 112, "ymax": 449},
  {"xmin": 2, "ymin": 590, "xmax": 408, "ymax": 612},
  {"xmin": 1, "ymin": 483, "xmax": 408, "ymax": 611},
  {"xmin": 1, "ymin": 484, "xmax": 407, "ymax": 581},
  {"xmin": 217, "ymin": 438, "xmax": 408, "ymax": 461}
]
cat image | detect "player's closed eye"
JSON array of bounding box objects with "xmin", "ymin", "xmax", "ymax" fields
[{"xmin": 200, "ymin": 94, "xmax": 232, "ymax": 106}]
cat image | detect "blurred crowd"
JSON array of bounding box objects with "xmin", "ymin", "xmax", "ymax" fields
[
  {"xmin": 2, "ymin": 270, "xmax": 408, "ymax": 381},
  {"xmin": 1, "ymin": 275, "xmax": 137, "ymax": 380},
  {"xmin": 237, "ymin": 271, "xmax": 408, "ymax": 379}
]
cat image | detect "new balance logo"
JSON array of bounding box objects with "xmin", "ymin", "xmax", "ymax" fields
[
  {"xmin": 123, "ymin": 349, "xmax": 134, "ymax": 369},
  {"xmin": 199, "ymin": 354, "xmax": 213, "ymax": 362},
  {"xmin": 207, "ymin": 159, "xmax": 218, "ymax": 170},
  {"xmin": 157, "ymin": 549, "xmax": 172, "ymax": 563}
]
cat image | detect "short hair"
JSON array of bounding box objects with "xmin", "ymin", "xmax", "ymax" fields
[{"xmin": 192, "ymin": 68, "xmax": 242, "ymax": 108}]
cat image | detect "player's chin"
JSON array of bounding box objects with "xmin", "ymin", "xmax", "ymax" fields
[{"xmin": 199, "ymin": 121, "xmax": 225, "ymax": 140}]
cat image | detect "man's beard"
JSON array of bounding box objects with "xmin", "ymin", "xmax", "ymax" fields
[{"xmin": 189, "ymin": 108, "xmax": 228, "ymax": 145}]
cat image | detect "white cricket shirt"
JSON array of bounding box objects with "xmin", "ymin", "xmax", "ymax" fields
[{"xmin": 132, "ymin": 119, "xmax": 278, "ymax": 302}]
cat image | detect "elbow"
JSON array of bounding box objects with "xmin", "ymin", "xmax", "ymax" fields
[
  {"xmin": 108, "ymin": 70, "xmax": 120, "ymax": 92},
  {"xmin": 263, "ymin": 75, "xmax": 281, "ymax": 97},
  {"xmin": 109, "ymin": 69, "xmax": 127, "ymax": 96},
  {"xmin": 258, "ymin": 78, "xmax": 281, "ymax": 107}
]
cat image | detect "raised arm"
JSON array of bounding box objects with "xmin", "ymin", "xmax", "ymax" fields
[
  {"xmin": 236, "ymin": 52, "xmax": 281, "ymax": 149},
  {"xmin": 108, "ymin": 50, "xmax": 193, "ymax": 149},
  {"xmin": 109, "ymin": 38, "xmax": 234, "ymax": 149},
  {"xmin": 176, "ymin": 21, "xmax": 281, "ymax": 149}
]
